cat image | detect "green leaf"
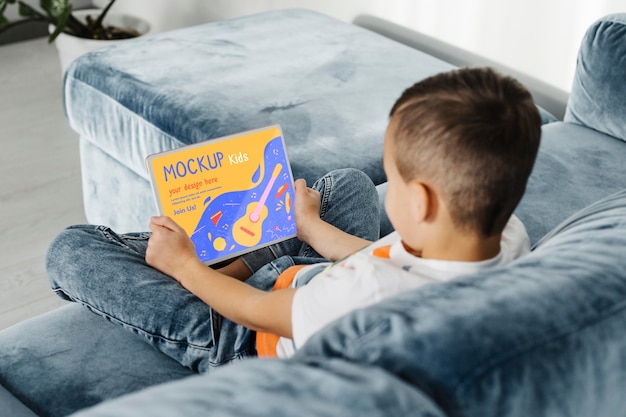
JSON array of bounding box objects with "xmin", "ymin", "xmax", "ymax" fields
[
  {"xmin": 18, "ymin": 1, "xmax": 38, "ymax": 17},
  {"xmin": 48, "ymin": 0, "xmax": 68, "ymax": 18},
  {"xmin": 0, "ymin": 3, "xmax": 7, "ymax": 26},
  {"xmin": 47, "ymin": 2, "xmax": 70, "ymax": 42}
]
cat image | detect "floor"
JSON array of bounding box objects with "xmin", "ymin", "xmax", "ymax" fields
[{"xmin": 0, "ymin": 37, "xmax": 85, "ymax": 330}]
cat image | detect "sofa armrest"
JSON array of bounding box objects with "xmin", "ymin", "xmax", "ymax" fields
[
  {"xmin": 0, "ymin": 385, "xmax": 38, "ymax": 417},
  {"xmin": 353, "ymin": 14, "xmax": 569, "ymax": 120},
  {"xmin": 69, "ymin": 359, "xmax": 448, "ymax": 417},
  {"xmin": 564, "ymin": 13, "xmax": 626, "ymax": 142},
  {"xmin": 299, "ymin": 189, "xmax": 626, "ymax": 417}
]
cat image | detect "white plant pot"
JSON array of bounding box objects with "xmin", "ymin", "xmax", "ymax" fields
[{"xmin": 50, "ymin": 9, "xmax": 150, "ymax": 74}]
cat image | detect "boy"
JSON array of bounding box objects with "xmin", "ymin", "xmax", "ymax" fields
[{"xmin": 48, "ymin": 67, "xmax": 541, "ymax": 371}]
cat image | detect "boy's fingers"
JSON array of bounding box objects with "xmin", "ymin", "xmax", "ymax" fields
[
  {"xmin": 150, "ymin": 216, "xmax": 181, "ymax": 233},
  {"xmin": 294, "ymin": 178, "xmax": 306, "ymax": 191}
]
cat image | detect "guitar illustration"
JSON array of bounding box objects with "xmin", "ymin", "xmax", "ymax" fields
[{"xmin": 232, "ymin": 163, "xmax": 282, "ymax": 247}]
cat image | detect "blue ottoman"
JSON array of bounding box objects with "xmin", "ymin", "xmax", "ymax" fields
[{"xmin": 64, "ymin": 9, "xmax": 458, "ymax": 233}]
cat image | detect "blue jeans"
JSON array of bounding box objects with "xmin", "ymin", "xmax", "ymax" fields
[{"xmin": 47, "ymin": 168, "xmax": 380, "ymax": 373}]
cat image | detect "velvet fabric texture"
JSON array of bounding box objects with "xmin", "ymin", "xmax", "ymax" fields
[
  {"xmin": 64, "ymin": 9, "xmax": 453, "ymax": 232},
  {"xmin": 516, "ymin": 13, "xmax": 626, "ymax": 244},
  {"xmin": 70, "ymin": 190, "xmax": 626, "ymax": 417},
  {"xmin": 71, "ymin": 359, "xmax": 448, "ymax": 417},
  {"xmin": 0, "ymin": 385, "xmax": 37, "ymax": 417},
  {"xmin": 565, "ymin": 14, "xmax": 626, "ymax": 142},
  {"xmin": 0, "ymin": 304, "xmax": 193, "ymax": 417},
  {"xmin": 515, "ymin": 121, "xmax": 626, "ymax": 245}
]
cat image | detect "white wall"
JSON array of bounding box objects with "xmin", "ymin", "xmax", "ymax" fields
[{"xmin": 96, "ymin": 0, "xmax": 625, "ymax": 92}]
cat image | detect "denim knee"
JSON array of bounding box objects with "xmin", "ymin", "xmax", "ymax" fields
[
  {"xmin": 46, "ymin": 224, "xmax": 149, "ymax": 300},
  {"xmin": 314, "ymin": 168, "xmax": 380, "ymax": 242},
  {"xmin": 46, "ymin": 225, "xmax": 96, "ymax": 297},
  {"xmin": 321, "ymin": 167, "xmax": 375, "ymax": 188},
  {"xmin": 315, "ymin": 168, "xmax": 379, "ymax": 211}
]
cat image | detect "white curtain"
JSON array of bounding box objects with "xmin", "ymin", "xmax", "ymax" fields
[{"xmin": 351, "ymin": 0, "xmax": 625, "ymax": 91}]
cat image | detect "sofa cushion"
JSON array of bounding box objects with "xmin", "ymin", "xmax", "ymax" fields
[
  {"xmin": 0, "ymin": 385, "xmax": 38, "ymax": 417},
  {"xmin": 0, "ymin": 304, "xmax": 193, "ymax": 417},
  {"xmin": 515, "ymin": 121, "xmax": 626, "ymax": 245},
  {"xmin": 297, "ymin": 188, "xmax": 626, "ymax": 417},
  {"xmin": 565, "ymin": 13, "xmax": 626, "ymax": 142}
]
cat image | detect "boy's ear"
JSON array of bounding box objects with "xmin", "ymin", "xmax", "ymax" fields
[{"xmin": 411, "ymin": 181, "xmax": 437, "ymax": 223}]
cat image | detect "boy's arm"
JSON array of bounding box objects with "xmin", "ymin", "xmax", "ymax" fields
[
  {"xmin": 147, "ymin": 216, "xmax": 294, "ymax": 338},
  {"xmin": 294, "ymin": 179, "xmax": 371, "ymax": 260}
]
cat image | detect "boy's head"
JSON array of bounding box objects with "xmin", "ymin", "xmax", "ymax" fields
[{"xmin": 384, "ymin": 67, "xmax": 541, "ymax": 239}]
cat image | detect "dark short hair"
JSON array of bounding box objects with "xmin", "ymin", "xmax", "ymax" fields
[{"xmin": 389, "ymin": 67, "xmax": 541, "ymax": 237}]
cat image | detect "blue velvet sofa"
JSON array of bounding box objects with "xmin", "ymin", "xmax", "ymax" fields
[{"xmin": 1, "ymin": 9, "xmax": 626, "ymax": 417}]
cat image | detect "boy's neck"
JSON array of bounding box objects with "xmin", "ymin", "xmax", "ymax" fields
[{"xmin": 403, "ymin": 231, "xmax": 502, "ymax": 262}]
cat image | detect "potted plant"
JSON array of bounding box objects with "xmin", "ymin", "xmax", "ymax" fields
[{"xmin": 0, "ymin": 0, "xmax": 150, "ymax": 71}]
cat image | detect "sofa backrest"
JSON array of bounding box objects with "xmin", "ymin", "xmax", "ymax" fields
[
  {"xmin": 515, "ymin": 120, "xmax": 626, "ymax": 245},
  {"xmin": 353, "ymin": 14, "xmax": 569, "ymax": 121},
  {"xmin": 297, "ymin": 188, "xmax": 626, "ymax": 417},
  {"xmin": 565, "ymin": 13, "xmax": 626, "ymax": 142},
  {"xmin": 515, "ymin": 13, "xmax": 626, "ymax": 245}
]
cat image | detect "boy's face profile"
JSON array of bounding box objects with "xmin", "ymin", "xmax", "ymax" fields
[{"xmin": 383, "ymin": 117, "xmax": 425, "ymax": 253}]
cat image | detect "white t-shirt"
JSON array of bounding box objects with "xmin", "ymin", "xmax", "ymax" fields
[{"xmin": 275, "ymin": 215, "xmax": 530, "ymax": 358}]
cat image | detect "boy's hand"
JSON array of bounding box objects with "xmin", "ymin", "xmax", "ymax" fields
[
  {"xmin": 293, "ymin": 179, "xmax": 323, "ymax": 244},
  {"xmin": 146, "ymin": 216, "xmax": 199, "ymax": 283},
  {"xmin": 293, "ymin": 179, "xmax": 372, "ymax": 261},
  {"xmin": 146, "ymin": 216, "xmax": 295, "ymax": 339}
]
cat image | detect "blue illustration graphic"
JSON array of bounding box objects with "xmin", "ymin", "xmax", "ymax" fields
[{"xmin": 190, "ymin": 136, "xmax": 296, "ymax": 264}]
